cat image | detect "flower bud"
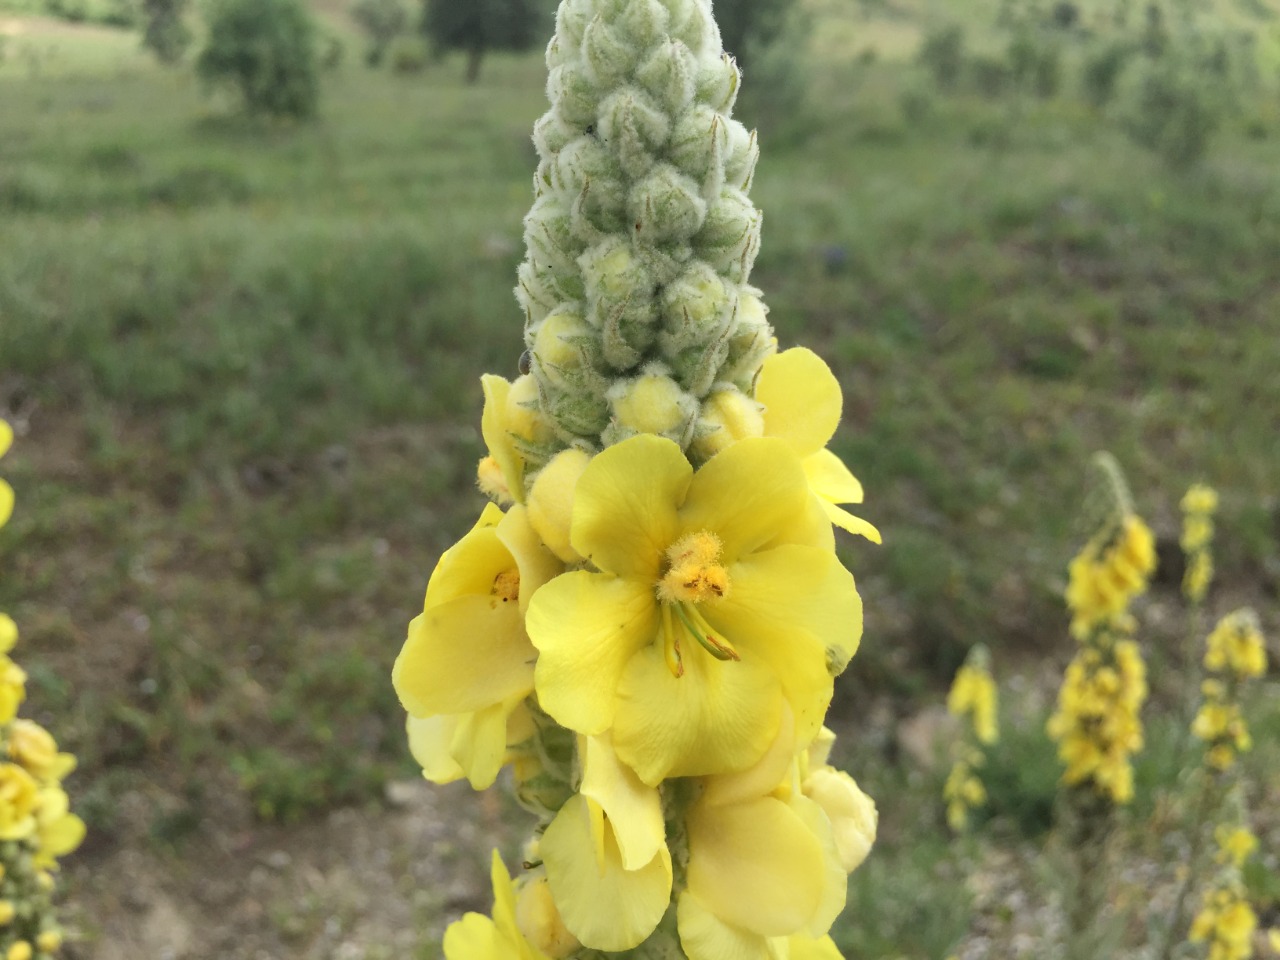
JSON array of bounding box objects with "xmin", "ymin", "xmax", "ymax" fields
[
  {"xmin": 36, "ymin": 931, "xmax": 62, "ymax": 953},
  {"xmin": 695, "ymin": 187, "xmax": 761, "ymax": 279},
  {"xmin": 525, "ymin": 196, "xmax": 583, "ymax": 274},
  {"xmin": 723, "ymin": 118, "xmax": 758, "ymax": 191},
  {"xmin": 582, "ymin": 15, "xmax": 637, "ymax": 86},
  {"xmin": 661, "ymin": 262, "xmax": 733, "ymax": 349},
  {"xmin": 516, "ymin": 876, "xmax": 581, "ymax": 959},
  {"xmin": 668, "ymin": 104, "xmax": 727, "ymax": 186},
  {"xmin": 606, "ymin": 365, "xmax": 695, "ymax": 441},
  {"xmin": 506, "ymin": 375, "xmax": 555, "ymax": 448},
  {"xmin": 695, "ymin": 52, "xmax": 740, "ymax": 113},
  {"xmin": 689, "ymin": 386, "xmax": 764, "ymax": 462},
  {"xmin": 530, "ymin": 307, "xmax": 597, "ymax": 390},
  {"xmin": 630, "ymin": 164, "xmax": 708, "ymax": 244},
  {"xmin": 598, "ymin": 86, "xmax": 671, "ymax": 178},
  {"xmin": 719, "ymin": 290, "xmax": 776, "ymax": 390},
  {"xmin": 636, "ymin": 39, "xmax": 697, "ymax": 115},
  {"xmin": 549, "ymin": 63, "xmax": 599, "ymax": 128},
  {"xmin": 533, "ymin": 109, "xmax": 577, "ymax": 158},
  {"xmin": 552, "ymin": 135, "xmax": 619, "ymax": 198},
  {"xmin": 616, "ymin": 0, "xmax": 670, "ymax": 50},
  {"xmin": 528, "ymin": 448, "xmax": 592, "ymax": 564}
]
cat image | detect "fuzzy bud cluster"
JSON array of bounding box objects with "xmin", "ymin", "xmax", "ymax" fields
[{"xmin": 516, "ymin": 0, "xmax": 774, "ymax": 473}]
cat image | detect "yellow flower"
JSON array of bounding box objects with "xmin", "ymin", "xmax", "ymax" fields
[
  {"xmin": 528, "ymin": 434, "xmax": 862, "ymax": 784},
  {"xmin": 1184, "ymin": 550, "xmax": 1214, "ymax": 604},
  {"xmin": 35, "ymin": 932, "xmax": 62, "ymax": 953},
  {"xmin": 755, "ymin": 349, "xmax": 881, "ymax": 543},
  {"xmin": 1215, "ymin": 826, "xmax": 1258, "ymax": 869},
  {"xmin": 0, "ymin": 655, "xmax": 25, "ymax": 727},
  {"xmin": 393, "ymin": 503, "xmax": 561, "ymax": 789},
  {"xmin": 8, "ymin": 720, "xmax": 76, "ymax": 784},
  {"xmin": 514, "ymin": 874, "xmax": 578, "ymax": 959},
  {"xmin": 1182, "ymin": 484, "xmax": 1219, "ymax": 516},
  {"xmin": 443, "ymin": 852, "xmax": 552, "ymax": 960},
  {"xmin": 0, "ymin": 419, "xmax": 13, "ymax": 528},
  {"xmin": 0, "ymin": 763, "xmax": 40, "ymax": 841},
  {"xmin": 947, "ymin": 659, "xmax": 999, "ymax": 745},
  {"xmin": 1065, "ymin": 515, "xmax": 1155, "ymax": 637},
  {"xmin": 675, "ymin": 714, "xmax": 857, "ymax": 960},
  {"xmin": 0, "ymin": 901, "xmax": 12, "ymax": 925},
  {"xmin": 33, "ymin": 785, "xmax": 85, "ymax": 868},
  {"xmin": 6, "ymin": 942, "xmax": 30, "ymax": 960},
  {"xmin": 477, "ymin": 374, "xmax": 552, "ymax": 507},
  {"xmin": 1204, "ymin": 610, "xmax": 1267, "ymax": 680},
  {"xmin": 539, "ymin": 736, "xmax": 672, "ymax": 951}
]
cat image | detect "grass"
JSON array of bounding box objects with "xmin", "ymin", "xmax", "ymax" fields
[{"xmin": 0, "ymin": 3, "xmax": 1279, "ymax": 956}]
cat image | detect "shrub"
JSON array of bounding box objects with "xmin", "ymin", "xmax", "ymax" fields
[
  {"xmin": 421, "ymin": 0, "xmax": 555, "ymax": 83},
  {"xmin": 197, "ymin": 0, "xmax": 320, "ymax": 119},
  {"xmin": 919, "ymin": 23, "xmax": 965, "ymax": 91},
  {"xmin": 1119, "ymin": 57, "xmax": 1221, "ymax": 168},
  {"xmin": 1082, "ymin": 39, "xmax": 1135, "ymax": 107},
  {"xmin": 388, "ymin": 35, "xmax": 428, "ymax": 74}
]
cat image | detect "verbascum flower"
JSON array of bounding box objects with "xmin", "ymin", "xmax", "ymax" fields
[
  {"xmin": 7, "ymin": 722, "xmax": 76, "ymax": 785},
  {"xmin": 528, "ymin": 434, "xmax": 861, "ymax": 785},
  {"xmin": 1194, "ymin": 610, "xmax": 1266, "ymax": 773},
  {"xmin": 539, "ymin": 735, "xmax": 672, "ymax": 950},
  {"xmin": 675, "ymin": 712, "xmax": 875, "ymax": 960},
  {"xmin": 1190, "ymin": 887, "xmax": 1258, "ymax": 960},
  {"xmin": 947, "ymin": 647, "xmax": 999, "ymax": 746},
  {"xmin": 444, "ymin": 851, "xmax": 554, "ymax": 960},
  {"xmin": 393, "ymin": 504, "xmax": 562, "ymax": 789},
  {"xmin": 1180, "ymin": 483, "xmax": 1218, "ymax": 604},
  {"xmin": 1065, "ymin": 514, "xmax": 1156, "ymax": 639},
  {"xmin": 0, "ymin": 420, "xmax": 13, "ymax": 528}
]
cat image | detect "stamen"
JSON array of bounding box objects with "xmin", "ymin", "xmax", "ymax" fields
[
  {"xmin": 491, "ymin": 568, "xmax": 520, "ymax": 604},
  {"xmin": 661, "ymin": 605, "xmax": 684, "ymax": 678},
  {"xmin": 674, "ymin": 603, "xmax": 740, "ymax": 662}
]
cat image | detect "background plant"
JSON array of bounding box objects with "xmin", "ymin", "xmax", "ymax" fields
[{"xmin": 196, "ymin": 0, "xmax": 320, "ymax": 118}]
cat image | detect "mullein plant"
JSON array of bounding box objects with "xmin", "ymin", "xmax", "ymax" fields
[
  {"xmin": 0, "ymin": 422, "xmax": 85, "ymax": 960},
  {"xmin": 391, "ymin": 2, "xmax": 881, "ymax": 958},
  {"xmin": 1157, "ymin": 609, "xmax": 1268, "ymax": 960},
  {"xmin": 1046, "ymin": 454, "xmax": 1155, "ymax": 959},
  {"xmin": 943, "ymin": 646, "xmax": 998, "ymax": 833}
]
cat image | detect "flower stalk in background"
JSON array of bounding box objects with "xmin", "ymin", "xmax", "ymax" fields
[
  {"xmin": 1048, "ymin": 453, "xmax": 1155, "ymax": 960},
  {"xmin": 391, "ymin": 1, "xmax": 879, "ymax": 957},
  {"xmin": 0, "ymin": 422, "xmax": 86, "ymax": 960},
  {"xmin": 943, "ymin": 645, "xmax": 998, "ymax": 833}
]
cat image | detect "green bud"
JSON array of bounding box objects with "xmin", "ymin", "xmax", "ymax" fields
[
  {"xmin": 668, "ymin": 104, "xmax": 728, "ymax": 188},
  {"xmin": 723, "ymin": 119, "xmax": 758, "ymax": 191},
  {"xmin": 630, "ymin": 163, "xmax": 707, "ymax": 243},
  {"xmin": 636, "ymin": 39, "xmax": 697, "ymax": 116},
  {"xmin": 598, "ymin": 86, "xmax": 671, "ymax": 178},
  {"xmin": 695, "ymin": 186, "xmax": 760, "ymax": 280},
  {"xmin": 583, "ymin": 15, "xmax": 639, "ymax": 86},
  {"xmin": 719, "ymin": 289, "xmax": 776, "ymax": 390},
  {"xmin": 695, "ymin": 51, "xmax": 740, "ymax": 113},
  {"xmin": 689, "ymin": 384, "xmax": 764, "ymax": 462}
]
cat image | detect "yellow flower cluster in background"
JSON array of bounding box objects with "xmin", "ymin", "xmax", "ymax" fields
[
  {"xmin": 1050, "ymin": 471, "xmax": 1154, "ymax": 807},
  {"xmin": 1064, "ymin": 514, "xmax": 1156, "ymax": 639},
  {"xmin": 1180, "ymin": 484, "xmax": 1218, "ymax": 604},
  {"xmin": 1193, "ymin": 610, "xmax": 1267, "ymax": 772},
  {"xmin": 1190, "ymin": 827, "xmax": 1261, "ymax": 960},
  {"xmin": 0, "ymin": 424, "xmax": 85, "ymax": 959}
]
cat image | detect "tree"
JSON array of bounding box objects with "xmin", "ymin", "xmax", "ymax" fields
[
  {"xmin": 352, "ymin": 0, "xmax": 409, "ymax": 67},
  {"xmin": 197, "ymin": 0, "xmax": 320, "ymax": 119},
  {"xmin": 142, "ymin": 0, "xmax": 192, "ymax": 65},
  {"xmin": 421, "ymin": 0, "xmax": 552, "ymax": 83}
]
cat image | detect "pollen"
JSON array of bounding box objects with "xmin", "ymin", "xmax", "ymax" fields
[
  {"xmin": 657, "ymin": 531, "xmax": 731, "ymax": 604},
  {"xmin": 491, "ymin": 568, "xmax": 521, "ymax": 604}
]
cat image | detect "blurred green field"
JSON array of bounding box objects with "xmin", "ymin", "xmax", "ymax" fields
[{"xmin": 1, "ymin": 2, "xmax": 1279, "ymax": 956}]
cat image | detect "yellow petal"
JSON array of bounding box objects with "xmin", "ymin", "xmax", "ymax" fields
[
  {"xmin": 787, "ymin": 794, "xmax": 847, "ymax": 935},
  {"xmin": 529, "ymin": 573, "xmax": 658, "ymax": 736},
  {"xmin": 613, "ymin": 638, "xmax": 783, "ymax": 785},
  {"xmin": 450, "ymin": 697, "xmax": 523, "ymax": 790},
  {"xmin": 38, "ymin": 812, "xmax": 85, "ymax": 861},
  {"xmin": 543, "ymin": 794, "xmax": 672, "ymax": 951},
  {"xmin": 820, "ymin": 501, "xmax": 882, "ymax": 544},
  {"xmin": 407, "ymin": 715, "xmax": 465, "ymax": 784},
  {"xmin": 758, "ymin": 349, "xmax": 842, "ymax": 458},
  {"xmin": 496, "ymin": 505, "xmax": 564, "ymax": 614},
  {"xmin": 0, "ymin": 420, "xmax": 11, "ymax": 458},
  {"xmin": 489, "ymin": 851, "xmax": 524, "ymax": 948},
  {"xmin": 424, "ymin": 504, "xmax": 510, "ymax": 609},
  {"xmin": 482, "ymin": 374, "xmax": 525, "ymax": 505},
  {"xmin": 527, "ymin": 450, "xmax": 591, "ymax": 564},
  {"xmin": 803, "ymin": 768, "xmax": 878, "ymax": 873},
  {"xmin": 803, "ymin": 449, "xmax": 863, "ymax": 505},
  {"xmin": 444, "ymin": 912, "xmax": 506, "ymax": 960},
  {"xmin": 680, "ymin": 438, "xmax": 810, "ymax": 563},
  {"xmin": 0, "ymin": 615, "xmax": 15, "ymax": 655},
  {"xmin": 677, "ymin": 892, "xmax": 772, "ymax": 960},
  {"xmin": 570, "ymin": 434, "xmax": 690, "ymax": 581},
  {"xmin": 700, "ymin": 703, "xmax": 797, "ymax": 808},
  {"xmin": 686, "ymin": 795, "xmax": 826, "ymax": 937},
  {"xmin": 0, "ymin": 479, "xmax": 11, "ymax": 528},
  {"xmin": 393, "ymin": 598, "xmax": 531, "ymax": 716},
  {"xmin": 580, "ymin": 735, "xmax": 665, "ymax": 870}
]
